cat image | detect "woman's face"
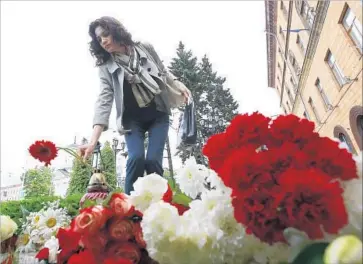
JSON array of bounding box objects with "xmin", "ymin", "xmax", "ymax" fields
[{"xmin": 95, "ymin": 26, "xmax": 120, "ymax": 53}]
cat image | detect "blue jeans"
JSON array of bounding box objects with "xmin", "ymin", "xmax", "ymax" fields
[{"xmin": 124, "ymin": 114, "xmax": 169, "ymax": 194}]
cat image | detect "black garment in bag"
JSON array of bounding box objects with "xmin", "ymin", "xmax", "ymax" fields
[{"xmin": 176, "ymin": 100, "xmax": 197, "ymax": 150}]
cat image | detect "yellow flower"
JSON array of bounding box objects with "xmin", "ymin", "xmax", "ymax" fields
[
  {"xmin": 0, "ymin": 215, "xmax": 18, "ymax": 242},
  {"xmin": 324, "ymin": 235, "xmax": 363, "ymax": 264}
]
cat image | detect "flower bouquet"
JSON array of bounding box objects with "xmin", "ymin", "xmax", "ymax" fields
[
  {"xmin": 26, "ymin": 113, "xmax": 362, "ymax": 264},
  {"xmin": 15, "ymin": 201, "xmax": 71, "ymax": 263}
]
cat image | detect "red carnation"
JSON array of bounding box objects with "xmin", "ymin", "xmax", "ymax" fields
[
  {"xmin": 35, "ymin": 247, "xmax": 49, "ymax": 260},
  {"xmin": 219, "ymin": 147, "xmax": 272, "ymax": 193},
  {"xmin": 28, "ymin": 140, "xmax": 58, "ymax": 166},
  {"xmin": 103, "ymin": 258, "xmax": 133, "ymax": 264},
  {"xmin": 305, "ymin": 137, "xmax": 357, "ymax": 181},
  {"xmin": 162, "ymin": 184, "xmax": 173, "ymax": 203},
  {"xmin": 170, "ymin": 202, "xmax": 190, "ymax": 215},
  {"xmin": 56, "ymin": 227, "xmax": 81, "ymax": 262},
  {"xmin": 202, "ymin": 132, "xmax": 231, "ymax": 172},
  {"xmin": 225, "ymin": 112, "xmax": 271, "ymax": 148},
  {"xmin": 269, "ymin": 114, "xmax": 318, "ymax": 149},
  {"xmin": 67, "ymin": 250, "xmax": 97, "ymax": 264},
  {"xmin": 276, "ymin": 169, "xmax": 348, "ymax": 239}
]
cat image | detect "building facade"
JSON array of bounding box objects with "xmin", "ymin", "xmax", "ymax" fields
[
  {"xmin": 0, "ymin": 184, "xmax": 23, "ymax": 201},
  {"xmin": 265, "ymin": 0, "xmax": 362, "ymax": 153}
]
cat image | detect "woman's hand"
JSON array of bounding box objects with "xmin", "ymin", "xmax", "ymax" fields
[
  {"xmin": 77, "ymin": 144, "xmax": 96, "ymax": 162},
  {"xmin": 182, "ymin": 88, "xmax": 192, "ymax": 103}
]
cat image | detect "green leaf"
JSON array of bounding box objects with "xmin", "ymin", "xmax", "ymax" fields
[
  {"xmin": 81, "ymin": 199, "xmax": 97, "ymax": 209},
  {"xmin": 291, "ymin": 242, "xmax": 329, "ymax": 264},
  {"xmin": 172, "ymin": 192, "xmax": 192, "ymax": 206}
]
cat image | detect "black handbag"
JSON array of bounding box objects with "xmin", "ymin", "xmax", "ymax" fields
[{"xmin": 176, "ymin": 99, "xmax": 197, "ymax": 150}]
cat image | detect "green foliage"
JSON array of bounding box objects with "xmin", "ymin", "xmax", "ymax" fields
[
  {"xmin": 291, "ymin": 242, "xmax": 329, "ymax": 264},
  {"xmin": 67, "ymin": 157, "xmax": 92, "ymax": 196},
  {"xmin": 101, "ymin": 141, "xmax": 117, "ymax": 191},
  {"xmin": 168, "ymin": 42, "xmax": 239, "ymax": 165},
  {"xmin": 23, "ymin": 167, "xmax": 54, "ymax": 198},
  {"xmin": 0, "ymin": 194, "xmax": 83, "ymax": 228}
]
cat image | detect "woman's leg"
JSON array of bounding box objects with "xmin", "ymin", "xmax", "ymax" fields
[
  {"xmin": 124, "ymin": 121, "xmax": 146, "ymax": 194},
  {"xmin": 145, "ymin": 114, "xmax": 169, "ymax": 176}
]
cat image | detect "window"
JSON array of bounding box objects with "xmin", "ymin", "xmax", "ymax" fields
[
  {"xmin": 288, "ymin": 50, "xmax": 301, "ymax": 76},
  {"xmin": 287, "ymin": 87, "xmax": 294, "ymax": 104},
  {"xmin": 298, "ymin": 0, "xmax": 315, "ymax": 30},
  {"xmin": 326, "ymin": 50, "xmax": 346, "ymax": 87},
  {"xmin": 308, "ymin": 97, "xmax": 321, "ymax": 123},
  {"xmin": 286, "ymin": 101, "xmax": 291, "ymax": 112},
  {"xmin": 279, "ymin": 26, "xmax": 285, "ymax": 39},
  {"xmin": 290, "ymin": 76, "xmax": 298, "ymax": 92},
  {"xmin": 358, "ymin": 115, "xmax": 363, "ymax": 137},
  {"xmin": 280, "ymin": 1, "xmax": 288, "ymax": 18},
  {"xmin": 303, "ymin": 111, "xmax": 310, "ymax": 120},
  {"xmin": 296, "ymin": 34, "xmax": 306, "ymax": 54},
  {"xmin": 315, "ymin": 78, "xmax": 331, "ymax": 109},
  {"xmin": 277, "ymin": 62, "xmax": 282, "ymax": 74},
  {"xmin": 338, "ymin": 133, "xmax": 354, "ymax": 153},
  {"xmin": 341, "ymin": 5, "xmax": 362, "ymax": 53}
]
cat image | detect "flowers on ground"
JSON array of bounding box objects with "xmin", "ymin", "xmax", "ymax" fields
[
  {"xmin": 50, "ymin": 192, "xmax": 153, "ymax": 264},
  {"xmin": 17, "ymin": 200, "xmax": 70, "ymax": 254},
  {"xmin": 203, "ymin": 113, "xmax": 359, "ymax": 245}
]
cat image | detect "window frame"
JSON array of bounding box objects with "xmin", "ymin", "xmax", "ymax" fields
[
  {"xmin": 296, "ymin": 34, "xmax": 306, "ymax": 54},
  {"xmin": 340, "ymin": 4, "xmax": 363, "ymax": 54},
  {"xmin": 315, "ymin": 78, "xmax": 331, "ymax": 110},
  {"xmin": 338, "ymin": 133, "xmax": 354, "ymax": 153},
  {"xmin": 325, "ymin": 50, "xmax": 346, "ymax": 87},
  {"xmin": 308, "ymin": 97, "xmax": 321, "ymax": 124}
]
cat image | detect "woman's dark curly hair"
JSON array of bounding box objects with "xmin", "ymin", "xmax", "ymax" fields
[{"xmin": 88, "ymin": 16, "xmax": 135, "ymax": 66}]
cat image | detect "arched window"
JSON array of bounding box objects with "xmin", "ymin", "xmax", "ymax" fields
[
  {"xmin": 334, "ymin": 125, "xmax": 356, "ymax": 154},
  {"xmin": 357, "ymin": 115, "xmax": 363, "ymax": 137},
  {"xmin": 349, "ymin": 106, "xmax": 363, "ymax": 150}
]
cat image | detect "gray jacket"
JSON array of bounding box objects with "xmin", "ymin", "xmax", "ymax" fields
[{"xmin": 92, "ymin": 42, "xmax": 172, "ymax": 134}]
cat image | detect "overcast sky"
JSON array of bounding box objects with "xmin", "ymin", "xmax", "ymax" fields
[{"xmin": 1, "ymin": 1, "xmax": 281, "ymax": 186}]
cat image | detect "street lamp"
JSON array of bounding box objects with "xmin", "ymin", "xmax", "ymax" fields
[{"xmin": 112, "ymin": 138, "xmax": 127, "ymax": 188}]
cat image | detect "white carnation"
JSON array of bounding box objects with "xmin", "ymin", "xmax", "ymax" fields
[
  {"xmin": 175, "ymin": 157, "xmax": 208, "ymax": 199},
  {"xmin": 129, "ymin": 173, "xmax": 168, "ymax": 212},
  {"xmin": 44, "ymin": 236, "xmax": 59, "ymax": 263}
]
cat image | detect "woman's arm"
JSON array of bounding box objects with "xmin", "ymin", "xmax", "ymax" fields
[
  {"xmin": 140, "ymin": 42, "xmax": 191, "ymax": 100},
  {"xmin": 93, "ymin": 66, "xmax": 114, "ymax": 131}
]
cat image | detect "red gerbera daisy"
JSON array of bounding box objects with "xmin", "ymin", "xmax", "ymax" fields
[{"xmin": 29, "ymin": 140, "xmax": 58, "ymax": 166}]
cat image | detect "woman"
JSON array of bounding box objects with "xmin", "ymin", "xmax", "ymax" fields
[{"xmin": 78, "ymin": 16, "xmax": 190, "ymax": 194}]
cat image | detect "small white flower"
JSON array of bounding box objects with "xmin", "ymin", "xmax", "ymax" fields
[
  {"xmin": 175, "ymin": 157, "xmax": 208, "ymax": 199},
  {"xmin": 129, "ymin": 173, "xmax": 169, "ymax": 212},
  {"xmin": 44, "ymin": 236, "xmax": 59, "ymax": 263}
]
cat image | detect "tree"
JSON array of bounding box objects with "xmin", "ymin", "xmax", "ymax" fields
[
  {"xmin": 23, "ymin": 167, "xmax": 54, "ymax": 198},
  {"xmin": 100, "ymin": 141, "xmax": 117, "ymax": 190},
  {"xmin": 168, "ymin": 43, "xmax": 239, "ymax": 165},
  {"xmin": 168, "ymin": 42, "xmax": 202, "ymax": 162},
  {"xmin": 67, "ymin": 157, "xmax": 92, "ymax": 196}
]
